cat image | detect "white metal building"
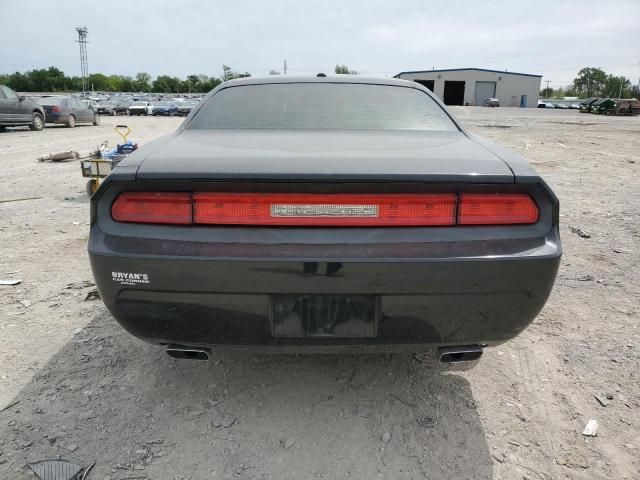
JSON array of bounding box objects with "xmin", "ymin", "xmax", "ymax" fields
[{"xmin": 394, "ymin": 68, "xmax": 542, "ymax": 108}]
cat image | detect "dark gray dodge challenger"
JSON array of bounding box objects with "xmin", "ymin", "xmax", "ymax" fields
[{"xmin": 88, "ymin": 76, "xmax": 561, "ymax": 364}]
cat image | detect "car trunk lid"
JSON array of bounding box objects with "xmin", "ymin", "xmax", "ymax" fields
[{"xmin": 135, "ymin": 130, "xmax": 515, "ymax": 183}]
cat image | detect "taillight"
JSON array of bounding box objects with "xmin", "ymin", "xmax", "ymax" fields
[
  {"xmin": 193, "ymin": 193, "xmax": 457, "ymax": 226},
  {"xmin": 51, "ymin": 106, "xmax": 61, "ymax": 113},
  {"xmin": 110, "ymin": 192, "xmax": 539, "ymax": 226},
  {"xmin": 111, "ymin": 192, "xmax": 192, "ymax": 224},
  {"xmin": 458, "ymin": 194, "xmax": 539, "ymax": 225}
]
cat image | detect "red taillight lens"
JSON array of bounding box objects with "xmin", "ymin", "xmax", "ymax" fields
[
  {"xmin": 111, "ymin": 192, "xmax": 192, "ymax": 224},
  {"xmin": 193, "ymin": 193, "xmax": 457, "ymax": 226},
  {"xmin": 458, "ymin": 194, "xmax": 539, "ymax": 225},
  {"xmin": 110, "ymin": 192, "xmax": 540, "ymax": 226},
  {"xmin": 51, "ymin": 106, "xmax": 61, "ymax": 113}
]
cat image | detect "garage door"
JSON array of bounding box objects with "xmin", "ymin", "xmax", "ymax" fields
[{"xmin": 474, "ymin": 81, "xmax": 496, "ymax": 105}]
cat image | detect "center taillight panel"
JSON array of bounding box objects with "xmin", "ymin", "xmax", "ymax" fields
[{"xmin": 111, "ymin": 192, "xmax": 539, "ymax": 226}]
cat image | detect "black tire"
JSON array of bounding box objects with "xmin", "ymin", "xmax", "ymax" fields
[
  {"xmin": 0, "ymin": 125, "xmax": 7, "ymax": 132},
  {"xmin": 65, "ymin": 115, "xmax": 76, "ymax": 128},
  {"xmin": 93, "ymin": 114, "xmax": 101, "ymax": 126},
  {"xmin": 29, "ymin": 112, "xmax": 45, "ymax": 131},
  {"xmin": 86, "ymin": 179, "xmax": 98, "ymax": 197}
]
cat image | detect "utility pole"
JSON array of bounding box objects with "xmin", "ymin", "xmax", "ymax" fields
[
  {"xmin": 618, "ymin": 78, "xmax": 623, "ymax": 99},
  {"xmin": 284, "ymin": 59, "xmax": 287, "ymax": 75},
  {"xmin": 75, "ymin": 27, "xmax": 89, "ymax": 97}
]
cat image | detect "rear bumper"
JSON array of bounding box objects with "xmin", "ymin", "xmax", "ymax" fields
[
  {"xmin": 44, "ymin": 113, "xmax": 64, "ymax": 124},
  {"xmin": 89, "ymin": 226, "xmax": 561, "ymax": 349}
]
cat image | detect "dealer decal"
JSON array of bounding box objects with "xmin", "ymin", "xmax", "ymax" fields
[{"xmin": 112, "ymin": 271, "xmax": 150, "ymax": 286}]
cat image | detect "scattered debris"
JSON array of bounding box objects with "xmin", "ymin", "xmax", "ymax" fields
[
  {"xmin": 492, "ymin": 453, "xmax": 505, "ymax": 463},
  {"xmin": 64, "ymin": 281, "xmax": 95, "ymax": 290},
  {"xmin": 28, "ymin": 458, "xmax": 87, "ymax": 480},
  {"xmin": 0, "ymin": 400, "xmax": 20, "ymax": 412},
  {"xmin": 582, "ymin": 419, "xmax": 598, "ymax": 436},
  {"xmin": 569, "ymin": 226, "xmax": 591, "ymax": 238},
  {"xmin": 381, "ymin": 432, "xmax": 391, "ymax": 443},
  {"xmin": 212, "ymin": 413, "xmax": 237, "ymax": 428},
  {"xmin": 388, "ymin": 393, "xmax": 415, "ymax": 408},
  {"xmin": 576, "ymin": 274, "xmax": 594, "ymax": 282},
  {"xmin": 283, "ymin": 438, "xmax": 295, "ymax": 450},
  {"xmin": 38, "ymin": 151, "xmax": 80, "ymax": 162},
  {"xmin": 416, "ymin": 416, "xmax": 436, "ymax": 428},
  {"xmin": 67, "ymin": 443, "xmax": 78, "ymax": 452},
  {"xmin": 556, "ymin": 451, "xmax": 589, "ymax": 469},
  {"xmin": 594, "ymin": 394, "xmax": 610, "ymax": 407},
  {"xmin": 0, "ymin": 279, "xmax": 22, "ymax": 285},
  {"xmin": 0, "ymin": 196, "xmax": 43, "ymax": 204},
  {"xmin": 84, "ymin": 290, "xmax": 101, "ymax": 301}
]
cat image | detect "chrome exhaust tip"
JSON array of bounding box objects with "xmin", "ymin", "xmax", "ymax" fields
[
  {"xmin": 438, "ymin": 345, "xmax": 483, "ymax": 364},
  {"xmin": 166, "ymin": 345, "xmax": 211, "ymax": 361}
]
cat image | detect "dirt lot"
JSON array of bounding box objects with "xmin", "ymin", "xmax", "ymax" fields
[{"xmin": 0, "ymin": 109, "xmax": 638, "ymax": 480}]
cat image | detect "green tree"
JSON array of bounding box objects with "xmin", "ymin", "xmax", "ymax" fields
[
  {"xmin": 135, "ymin": 72, "xmax": 151, "ymax": 92},
  {"xmin": 604, "ymin": 75, "xmax": 632, "ymax": 98},
  {"xmin": 540, "ymin": 87, "xmax": 554, "ymax": 98},
  {"xmin": 573, "ymin": 67, "xmax": 607, "ymax": 98},
  {"xmin": 335, "ymin": 64, "xmax": 357, "ymax": 75}
]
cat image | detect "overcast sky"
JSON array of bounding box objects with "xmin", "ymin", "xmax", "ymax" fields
[{"xmin": 1, "ymin": 0, "xmax": 639, "ymax": 87}]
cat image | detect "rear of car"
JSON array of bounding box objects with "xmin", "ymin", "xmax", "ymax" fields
[
  {"xmin": 42, "ymin": 97, "xmax": 97, "ymax": 127},
  {"xmin": 177, "ymin": 101, "xmax": 196, "ymax": 116},
  {"xmin": 129, "ymin": 101, "xmax": 151, "ymax": 116},
  {"xmin": 40, "ymin": 97, "xmax": 68, "ymax": 124},
  {"xmin": 0, "ymin": 85, "xmax": 45, "ymax": 131},
  {"xmin": 152, "ymin": 101, "xmax": 177, "ymax": 116},
  {"xmin": 88, "ymin": 78, "xmax": 561, "ymax": 360}
]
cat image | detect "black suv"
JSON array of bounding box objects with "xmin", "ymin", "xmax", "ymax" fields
[{"xmin": 0, "ymin": 85, "xmax": 45, "ymax": 131}]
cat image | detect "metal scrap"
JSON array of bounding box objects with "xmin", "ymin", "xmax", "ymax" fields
[{"xmin": 38, "ymin": 151, "xmax": 80, "ymax": 162}]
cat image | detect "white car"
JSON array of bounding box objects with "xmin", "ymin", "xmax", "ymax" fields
[{"xmin": 129, "ymin": 101, "xmax": 153, "ymax": 116}]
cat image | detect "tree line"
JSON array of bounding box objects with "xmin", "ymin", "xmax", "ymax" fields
[
  {"xmin": 0, "ymin": 65, "xmax": 251, "ymax": 93},
  {"xmin": 541, "ymin": 67, "xmax": 639, "ymax": 99}
]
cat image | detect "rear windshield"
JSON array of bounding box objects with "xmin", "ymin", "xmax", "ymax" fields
[
  {"xmin": 40, "ymin": 97, "xmax": 65, "ymax": 106},
  {"xmin": 187, "ymin": 83, "xmax": 457, "ymax": 131}
]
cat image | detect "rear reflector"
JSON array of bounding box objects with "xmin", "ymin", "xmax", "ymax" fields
[
  {"xmin": 110, "ymin": 192, "xmax": 539, "ymax": 226},
  {"xmin": 193, "ymin": 193, "xmax": 457, "ymax": 226},
  {"xmin": 111, "ymin": 192, "xmax": 192, "ymax": 224},
  {"xmin": 458, "ymin": 194, "xmax": 539, "ymax": 225}
]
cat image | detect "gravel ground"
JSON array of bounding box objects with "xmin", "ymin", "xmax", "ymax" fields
[{"xmin": 0, "ymin": 109, "xmax": 638, "ymax": 480}]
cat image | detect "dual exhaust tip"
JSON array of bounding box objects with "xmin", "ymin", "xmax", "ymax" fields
[{"xmin": 165, "ymin": 344, "xmax": 483, "ymax": 364}]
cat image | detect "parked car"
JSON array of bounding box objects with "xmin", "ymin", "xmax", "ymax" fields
[
  {"xmin": 152, "ymin": 101, "xmax": 179, "ymax": 116},
  {"xmin": 97, "ymin": 100, "xmax": 130, "ymax": 116},
  {"xmin": 129, "ymin": 101, "xmax": 153, "ymax": 116},
  {"xmin": 537, "ymin": 101, "xmax": 555, "ymax": 108},
  {"xmin": 0, "ymin": 85, "xmax": 45, "ymax": 131},
  {"xmin": 88, "ymin": 77, "xmax": 561, "ymax": 364},
  {"xmin": 482, "ymin": 97, "xmax": 500, "ymax": 107},
  {"xmin": 40, "ymin": 96, "xmax": 100, "ymax": 127},
  {"xmin": 176, "ymin": 101, "xmax": 197, "ymax": 116}
]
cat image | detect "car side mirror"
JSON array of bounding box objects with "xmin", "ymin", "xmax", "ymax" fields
[{"xmin": 18, "ymin": 95, "xmax": 25, "ymax": 102}]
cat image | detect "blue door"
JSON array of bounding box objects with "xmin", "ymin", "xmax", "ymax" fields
[{"xmin": 520, "ymin": 95, "xmax": 527, "ymax": 108}]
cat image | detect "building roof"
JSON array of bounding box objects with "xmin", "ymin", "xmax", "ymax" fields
[{"xmin": 394, "ymin": 68, "xmax": 543, "ymax": 79}]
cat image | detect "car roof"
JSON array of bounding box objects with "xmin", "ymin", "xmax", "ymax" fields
[{"xmin": 221, "ymin": 75, "xmax": 420, "ymax": 88}]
